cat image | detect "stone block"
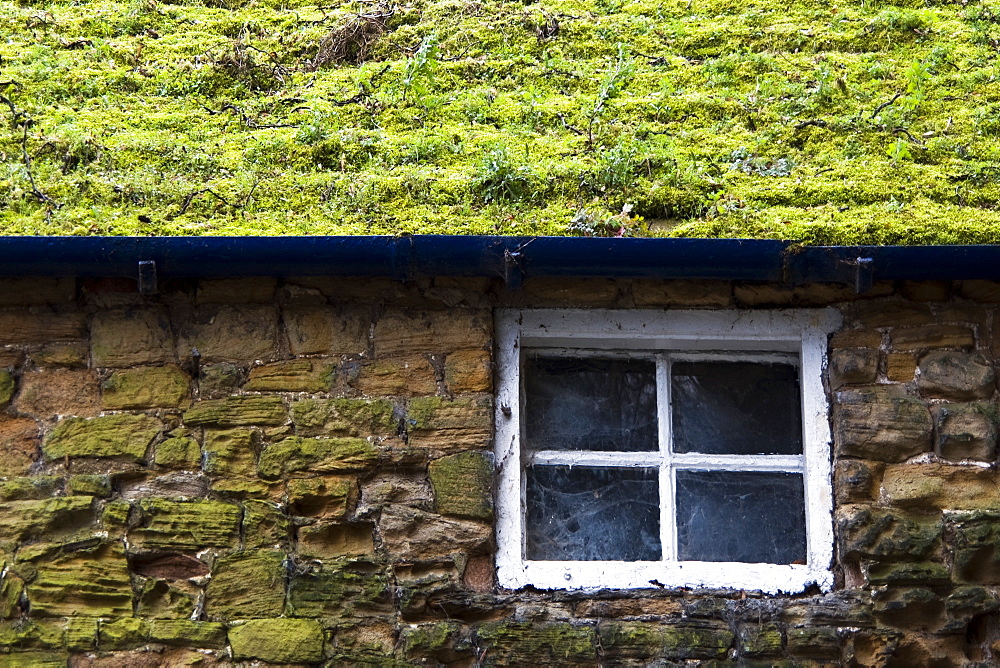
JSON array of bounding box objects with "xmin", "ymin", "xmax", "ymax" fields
[
  {"xmin": 786, "ymin": 627, "xmax": 840, "ymax": 659},
  {"xmin": 153, "ymin": 436, "xmax": 201, "ymax": 469},
  {"xmin": 522, "ymin": 278, "xmax": 621, "ymax": 305},
  {"xmin": 286, "ymin": 558, "xmax": 388, "ymax": 618},
  {"xmin": 183, "ymin": 396, "xmax": 287, "ymax": 427},
  {"xmin": 147, "ymin": 620, "xmax": 227, "ymax": 648},
  {"xmin": 228, "ymin": 618, "xmax": 325, "ymax": 663},
  {"xmin": 734, "ymin": 282, "xmax": 858, "ymax": 307},
  {"xmin": 0, "ymin": 310, "xmax": 87, "ymax": 346},
  {"xmin": 631, "ymin": 280, "xmax": 732, "ymax": 307},
  {"xmin": 129, "ymin": 499, "xmax": 241, "ymax": 552},
  {"xmin": 245, "ymin": 359, "xmax": 336, "ymax": 393},
  {"xmin": 202, "ymin": 428, "xmax": 257, "ymax": 476},
  {"xmin": 849, "ymin": 301, "xmax": 934, "ymax": 329},
  {"xmin": 899, "ymin": 280, "xmax": 951, "ymax": 302},
  {"xmin": 739, "ymin": 622, "xmax": 783, "ymax": 657},
  {"xmin": 835, "ymin": 460, "xmax": 882, "ymax": 504},
  {"xmin": 353, "ymin": 355, "xmax": 438, "ymax": 396},
  {"xmin": 283, "ymin": 305, "xmax": 369, "ymax": 356},
  {"xmin": 959, "ymin": 280, "xmax": 1000, "ymax": 302},
  {"xmin": 828, "ymin": 348, "xmax": 877, "ymax": 388},
  {"xmin": 67, "ymin": 475, "xmax": 111, "ymax": 498},
  {"xmin": 175, "ymin": 305, "xmax": 280, "ymax": 363},
  {"xmin": 119, "ymin": 471, "xmax": 209, "ymax": 501},
  {"xmin": 0, "ymin": 476, "xmax": 61, "ymax": 501},
  {"xmin": 196, "ymin": 277, "xmax": 276, "ymax": 304},
  {"xmin": 0, "ymin": 370, "xmax": 14, "ymax": 407},
  {"xmin": 0, "ymin": 496, "xmax": 95, "ymax": 543},
  {"xmin": 258, "ymin": 437, "xmax": 377, "ymax": 479},
  {"xmin": 91, "ymin": 307, "xmax": 174, "ymax": 366},
  {"xmin": 477, "ymin": 622, "xmax": 598, "ymax": 664},
  {"xmin": 886, "ymin": 352, "xmax": 917, "ymax": 382},
  {"xmin": 98, "ymin": 617, "xmax": 149, "ymax": 650},
  {"xmin": 101, "ymin": 366, "xmax": 191, "ymax": 410},
  {"xmin": 882, "ymin": 462, "xmax": 1000, "ymax": 510},
  {"xmin": 42, "ymin": 414, "xmax": 162, "ymax": 463},
  {"xmin": 873, "ymin": 587, "xmax": 944, "ymax": 631},
  {"xmin": 286, "ymin": 476, "xmax": 357, "ymax": 518},
  {"xmin": 838, "ymin": 507, "xmax": 940, "ymax": 561},
  {"xmin": 829, "ymin": 330, "xmax": 882, "ymax": 349},
  {"xmin": 242, "ymin": 499, "xmax": 291, "ymax": 550},
  {"xmin": 298, "ymin": 523, "xmax": 375, "ymax": 559},
  {"xmin": 205, "ymin": 550, "xmax": 286, "ymax": 620},
  {"xmin": 932, "ymin": 402, "xmax": 999, "ymax": 461},
  {"xmin": 918, "ymin": 352, "xmax": 995, "ymax": 401},
  {"xmin": 890, "ymin": 324, "xmax": 975, "ymax": 351},
  {"xmin": 136, "ymin": 578, "xmax": 199, "ymax": 619},
  {"xmin": 29, "ymin": 341, "xmax": 89, "ymax": 368},
  {"xmin": 444, "ymin": 349, "xmax": 492, "ymax": 393},
  {"xmin": 14, "ymin": 368, "xmax": 100, "ymax": 419},
  {"xmin": 291, "ymin": 397, "xmax": 397, "ymax": 437},
  {"xmin": 378, "ymin": 506, "xmax": 491, "ymax": 561},
  {"xmin": 27, "ymin": 545, "xmax": 133, "ymax": 618},
  {"xmin": 197, "ymin": 362, "xmax": 245, "ymax": 399},
  {"xmin": 0, "ymin": 278, "xmax": 75, "ymax": 306},
  {"xmin": 374, "ymin": 309, "xmax": 490, "ymax": 356},
  {"xmin": 130, "ymin": 553, "xmax": 209, "ymax": 580},
  {"xmin": 0, "ymin": 417, "xmax": 38, "ymax": 477},
  {"xmin": 833, "ymin": 388, "xmax": 931, "ymax": 462},
  {"xmin": 948, "ymin": 512, "xmax": 1000, "ymax": 584},
  {"xmin": 429, "ymin": 451, "xmax": 493, "ymax": 520},
  {"xmin": 864, "ymin": 560, "xmax": 950, "ymax": 586},
  {"xmin": 407, "ymin": 396, "xmax": 492, "ymax": 453}
]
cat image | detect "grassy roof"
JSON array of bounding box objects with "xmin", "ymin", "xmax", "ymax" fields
[{"xmin": 2, "ymin": 0, "xmax": 1000, "ymax": 242}]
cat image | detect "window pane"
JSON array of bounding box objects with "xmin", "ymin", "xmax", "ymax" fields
[
  {"xmin": 671, "ymin": 361, "xmax": 802, "ymax": 455},
  {"xmin": 525, "ymin": 466, "xmax": 660, "ymax": 561},
  {"xmin": 675, "ymin": 470, "xmax": 806, "ymax": 564},
  {"xmin": 524, "ymin": 356, "xmax": 657, "ymax": 452}
]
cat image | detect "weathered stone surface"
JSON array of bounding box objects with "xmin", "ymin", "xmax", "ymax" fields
[
  {"xmin": 835, "ymin": 460, "xmax": 882, "ymax": 505},
  {"xmin": 631, "ymin": 279, "xmax": 732, "ymax": 307},
  {"xmin": 205, "ymin": 550, "xmax": 286, "ymax": 620},
  {"xmin": 834, "ymin": 388, "xmax": 931, "ymax": 462},
  {"xmin": 838, "ymin": 508, "xmax": 940, "ymax": 561},
  {"xmin": 917, "ymin": 351, "xmax": 995, "ymax": 401},
  {"xmin": 292, "ymin": 397, "xmax": 397, "ymax": 437},
  {"xmin": 949, "ymin": 512, "xmax": 1000, "ymax": 584},
  {"xmin": 444, "ymin": 349, "xmax": 492, "ymax": 393},
  {"xmin": 30, "ymin": 341, "xmax": 88, "ymax": 368},
  {"xmin": 286, "ymin": 475, "xmax": 357, "ymax": 518},
  {"xmin": 890, "ymin": 324, "xmax": 975, "ymax": 351},
  {"xmin": 959, "ymin": 280, "xmax": 1000, "ymax": 302},
  {"xmin": 148, "ymin": 620, "xmax": 227, "ymax": 648},
  {"xmin": 0, "ymin": 370, "xmax": 14, "ymax": 407},
  {"xmin": 899, "ymin": 280, "xmax": 951, "ymax": 302},
  {"xmin": 379, "ymin": 506, "xmax": 491, "ymax": 560},
  {"xmin": 849, "ymin": 301, "xmax": 934, "ymax": 329},
  {"xmin": 786, "ymin": 627, "xmax": 840, "ymax": 659},
  {"xmin": 14, "ymin": 369, "xmax": 100, "ymax": 419},
  {"xmin": 183, "ymin": 396, "xmax": 286, "ymax": 427},
  {"xmin": 829, "ymin": 348, "xmax": 878, "ymax": 388},
  {"xmin": 429, "ymin": 451, "xmax": 493, "ymax": 520},
  {"xmin": 243, "ymin": 499, "xmax": 292, "ymax": 550},
  {"xmin": 91, "ymin": 307, "xmax": 174, "ymax": 366},
  {"xmin": 286, "ymin": 557, "xmax": 388, "ymax": 618},
  {"xmin": 136, "ymin": 578, "xmax": 199, "ymax": 619},
  {"xmin": 283, "ymin": 305, "xmax": 369, "ymax": 356},
  {"xmin": 882, "ymin": 463, "xmax": 1000, "ymax": 510},
  {"xmin": 98, "ymin": 617, "xmax": 149, "ymax": 650},
  {"xmin": 258, "ymin": 437, "xmax": 377, "ymax": 479},
  {"xmin": 0, "ymin": 417, "xmax": 40, "ymax": 476},
  {"xmin": 120, "ymin": 470, "xmax": 211, "ymax": 503},
  {"xmin": 407, "ymin": 396, "xmax": 492, "ymax": 452},
  {"xmin": 0, "ymin": 278, "xmax": 75, "ymax": 306},
  {"xmin": 0, "ymin": 310, "xmax": 87, "ymax": 346},
  {"xmin": 0, "ymin": 496, "xmax": 95, "ymax": 543},
  {"xmin": 477, "ymin": 622, "xmax": 596, "ymax": 663},
  {"xmin": 210, "ymin": 477, "xmax": 275, "ymax": 499},
  {"xmin": 359, "ymin": 475, "xmax": 434, "ymax": 513},
  {"xmin": 0, "ymin": 476, "xmax": 61, "ymax": 501},
  {"xmin": 245, "ymin": 359, "xmax": 336, "ymax": 393},
  {"xmin": 932, "ymin": 402, "xmax": 999, "ymax": 461},
  {"xmin": 739, "ymin": 622, "xmax": 783, "ymax": 657},
  {"xmin": 154, "ymin": 436, "xmax": 201, "ymax": 469},
  {"xmin": 886, "ymin": 352, "xmax": 918, "ymax": 382},
  {"xmin": 228, "ymin": 618, "xmax": 325, "ymax": 663},
  {"xmin": 829, "ymin": 330, "xmax": 882, "ymax": 349},
  {"xmin": 354, "ymin": 355, "xmax": 438, "ymax": 396},
  {"xmin": 67, "ymin": 475, "xmax": 111, "ymax": 498},
  {"xmin": 175, "ymin": 305, "xmax": 281, "ymax": 362},
  {"xmin": 873, "ymin": 587, "xmax": 945, "ymax": 631},
  {"xmin": 864, "ymin": 560, "xmax": 949, "ymax": 586},
  {"xmin": 374, "ymin": 309, "xmax": 490, "ymax": 356},
  {"xmin": 522, "ymin": 277, "xmax": 621, "ymax": 305},
  {"xmin": 196, "ymin": 277, "xmax": 276, "ymax": 304},
  {"xmin": 131, "ymin": 553, "xmax": 209, "ymax": 580},
  {"xmin": 43, "ymin": 414, "xmax": 161, "ymax": 462},
  {"xmin": 197, "ymin": 362, "xmax": 245, "ymax": 399},
  {"xmin": 27, "ymin": 545, "xmax": 133, "ymax": 617},
  {"xmin": 298, "ymin": 523, "xmax": 374, "ymax": 559},
  {"xmin": 202, "ymin": 428, "xmax": 256, "ymax": 476},
  {"xmin": 101, "ymin": 366, "xmax": 191, "ymax": 410},
  {"xmin": 735, "ymin": 282, "xmax": 859, "ymax": 307},
  {"xmin": 130, "ymin": 499, "xmax": 241, "ymax": 551}
]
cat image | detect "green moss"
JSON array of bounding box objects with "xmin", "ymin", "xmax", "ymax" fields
[
  {"xmin": 291, "ymin": 398, "xmax": 398, "ymax": 437},
  {"xmin": 183, "ymin": 396, "xmax": 287, "ymax": 427},
  {"xmin": 42, "ymin": 414, "xmax": 162, "ymax": 462},
  {"xmin": 258, "ymin": 436, "xmax": 377, "ymax": 478},
  {"xmin": 101, "ymin": 365, "xmax": 191, "ymax": 410},
  {"xmin": 477, "ymin": 622, "xmax": 596, "ymax": 663},
  {"xmin": 228, "ymin": 618, "xmax": 325, "ymax": 663},
  {"xmin": 0, "ymin": 371, "xmax": 14, "ymax": 407},
  {"xmin": 428, "ymin": 451, "xmax": 493, "ymax": 520}
]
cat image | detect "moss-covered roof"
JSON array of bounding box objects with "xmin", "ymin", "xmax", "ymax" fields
[{"xmin": 1, "ymin": 0, "xmax": 999, "ymax": 241}]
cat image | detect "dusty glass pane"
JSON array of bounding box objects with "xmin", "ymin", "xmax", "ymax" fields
[
  {"xmin": 525, "ymin": 466, "xmax": 660, "ymax": 561},
  {"xmin": 671, "ymin": 361, "xmax": 802, "ymax": 455},
  {"xmin": 675, "ymin": 470, "xmax": 806, "ymax": 564},
  {"xmin": 524, "ymin": 356, "xmax": 657, "ymax": 452}
]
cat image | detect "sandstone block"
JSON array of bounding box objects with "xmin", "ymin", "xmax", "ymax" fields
[
  {"xmin": 829, "ymin": 330, "xmax": 882, "ymax": 349},
  {"xmin": 959, "ymin": 280, "xmax": 1000, "ymax": 302},
  {"xmin": 890, "ymin": 324, "xmax": 975, "ymax": 351},
  {"xmin": 245, "ymin": 359, "xmax": 335, "ymax": 393},
  {"xmin": 0, "ymin": 278, "xmax": 74, "ymax": 306},
  {"xmin": 886, "ymin": 352, "xmax": 917, "ymax": 382},
  {"xmin": 291, "ymin": 397, "xmax": 397, "ymax": 437},
  {"xmin": 838, "ymin": 507, "xmax": 940, "ymax": 561},
  {"xmin": 734, "ymin": 282, "xmax": 857, "ymax": 307},
  {"xmin": 101, "ymin": 366, "xmax": 191, "ymax": 410},
  {"xmin": 196, "ymin": 277, "xmax": 276, "ymax": 304},
  {"xmin": 153, "ymin": 436, "xmax": 201, "ymax": 469},
  {"xmin": 197, "ymin": 362, "xmax": 245, "ymax": 399},
  {"xmin": 374, "ymin": 309, "xmax": 490, "ymax": 356},
  {"xmin": 849, "ymin": 302, "xmax": 933, "ymax": 329},
  {"xmin": 835, "ymin": 460, "xmax": 882, "ymax": 505},
  {"xmin": 631, "ymin": 280, "xmax": 732, "ymax": 307},
  {"xmin": 283, "ymin": 305, "xmax": 369, "ymax": 356},
  {"xmin": 91, "ymin": 307, "xmax": 174, "ymax": 366},
  {"xmin": 476, "ymin": 622, "xmax": 600, "ymax": 664},
  {"xmin": 258, "ymin": 437, "xmax": 377, "ymax": 479},
  {"xmin": 353, "ymin": 355, "xmax": 438, "ymax": 396},
  {"xmin": 378, "ymin": 506, "xmax": 491, "ymax": 561},
  {"xmin": 242, "ymin": 499, "xmax": 292, "ymax": 550},
  {"xmin": 0, "ymin": 476, "xmax": 61, "ymax": 501},
  {"xmin": 948, "ymin": 512, "xmax": 1000, "ymax": 584},
  {"xmin": 118, "ymin": 471, "xmax": 209, "ymax": 501},
  {"xmin": 131, "ymin": 553, "xmax": 209, "ymax": 580},
  {"xmin": 932, "ymin": 402, "xmax": 999, "ymax": 461},
  {"xmin": 228, "ymin": 618, "xmax": 324, "ymax": 663},
  {"xmin": 30, "ymin": 342, "xmax": 88, "ymax": 368},
  {"xmin": 429, "ymin": 451, "xmax": 494, "ymax": 519},
  {"xmin": 882, "ymin": 462, "xmax": 1000, "ymax": 510},
  {"xmin": 202, "ymin": 428, "xmax": 257, "ymax": 476},
  {"xmin": 298, "ymin": 523, "xmax": 374, "ymax": 559},
  {"xmin": 0, "ymin": 310, "xmax": 87, "ymax": 346},
  {"xmin": 739, "ymin": 623, "xmax": 783, "ymax": 658},
  {"xmin": 42, "ymin": 414, "xmax": 162, "ymax": 463},
  {"xmin": 137, "ymin": 579, "xmax": 199, "ymax": 620},
  {"xmin": 786, "ymin": 627, "xmax": 840, "ymax": 659},
  {"xmin": 0, "ymin": 496, "xmax": 95, "ymax": 544},
  {"xmin": 98, "ymin": 617, "xmax": 149, "ymax": 650},
  {"xmin": 444, "ymin": 349, "xmax": 492, "ymax": 393},
  {"xmin": 148, "ymin": 620, "xmax": 227, "ymax": 648},
  {"xmin": 522, "ymin": 277, "xmax": 621, "ymax": 305},
  {"xmin": 175, "ymin": 305, "xmax": 280, "ymax": 363},
  {"xmin": 183, "ymin": 396, "xmax": 286, "ymax": 427},
  {"xmin": 898, "ymin": 280, "xmax": 951, "ymax": 302},
  {"xmin": 0, "ymin": 417, "xmax": 39, "ymax": 477},
  {"xmin": 407, "ymin": 396, "xmax": 492, "ymax": 453},
  {"xmin": 0, "ymin": 370, "xmax": 14, "ymax": 407},
  {"xmin": 834, "ymin": 388, "xmax": 931, "ymax": 462},
  {"xmin": 14, "ymin": 368, "xmax": 100, "ymax": 419},
  {"xmin": 129, "ymin": 499, "xmax": 241, "ymax": 552},
  {"xmin": 864, "ymin": 560, "xmax": 949, "ymax": 586},
  {"xmin": 285, "ymin": 557, "xmax": 389, "ymax": 619},
  {"xmin": 286, "ymin": 475, "xmax": 357, "ymax": 518},
  {"xmin": 917, "ymin": 351, "xmax": 995, "ymax": 401},
  {"xmin": 828, "ymin": 348, "xmax": 877, "ymax": 388},
  {"xmin": 205, "ymin": 551, "xmax": 286, "ymax": 620},
  {"xmin": 27, "ymin": 545, "xmax": 133, "ymax": 618},
  {"xmin": 67, "ymin": 475, "xmax": 111, "ymax": 498},
  {"xmin": 872, "ymin": 586, "xmax": 944, "ymax": 631}
]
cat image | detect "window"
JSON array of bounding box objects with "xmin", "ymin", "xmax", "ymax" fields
[{"xmin": 494, "ymin": 308, "xmax": 841, "ymax": 593}]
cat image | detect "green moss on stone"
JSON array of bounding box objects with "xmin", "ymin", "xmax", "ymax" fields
[
  {"xmin": 0, "ymin": 477, "xmax": 62, "ymax": 501},
  {"xmin": 228, "ymin": 618, "xmax": 325, "ymax": 663},
  {"xmin": 202, "ymin": 428, "xmax": 257, "ymax": 476},
  {"xmin": 67, "ymin": 475, "xmax": 111, "ymax": 498},
  {"xmin": 0, "ymin": 496, "xmax": 95, "ymax": 544},
  {"xmin": 26, "ymin": 545, "xmax": 133, "ymax": 618},
  {"xmin": 286, "ymin": 558, "xmax": 389, "ymax": 618},
  {"xmin": 183, "ymin": 396, "xmax": 287, "ymax": 427},
  {"xmin": 428, "ymin": 451, "xmax": 493, "ymax": 519},
  {"xmin": 129, "ymin": 499, "xmax": 241, "ymax": 552},
  {"xmin": 242, "ymin": 499, "xmax": 292, "ymax": 550},
  {"xmin": 245, "ymin": 359, "xmax": 337, "ymax": 393},
  {"xmin": 42, "ymin": 414, "xmax": 162, "ymax": 462},
  {"xmin": 205, "ymin": 550, "xmax": 287, "ymax": 621},
  {"xmin": 101, "ymin": 365, "xmax": 191, "ymax": 410},
  {"xmin": 153, "ymin": 436, "xmax": 201, "ymax": 469},
  {"xmin": 599, "ymin": 621, "xmax": 734, "ymax": 661},
  {"xmin": 477, "ymin": 622, "xmax": 596, "ymax": 663},
  {"xmin": 292, "ymin": 398, "xmax": 398, "ymax": 437},
  {"xmin": 147, "ymin": 620, "xmax": 227, "ymax": 648},
  {"xmin": 65, "ymin": 617, "xmax": 99, "ymax": 652},
  {"xmin": 0, "ymin": 371, "xmax": 14, "ymax": 407},
  {"xmin": 258, "ymin": 436, "xmax": 377, "ymax": 479},
  {"xmin": 98, "ymin": 617, "xmax": 149, "ymax": 650}
]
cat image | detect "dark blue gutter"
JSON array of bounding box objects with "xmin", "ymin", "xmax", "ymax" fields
[{"xmin": 0, "ymin": 237, "xmax": 998, "ymax": 288}]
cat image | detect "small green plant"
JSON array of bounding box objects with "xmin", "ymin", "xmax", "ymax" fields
[
  {"xmin": 568, "ymin": 203, "xmax": 646, "ymax": 237},
  {"xmin": 594, "ymin": 144, "xmax": 639, "ymax": 197},
  {"xmin": 472, "ymin": 147, "xmax": 533, "ymax": 204},
  {"xmin": 588, "ymin": 43, "xmax": 635, "ymax": 146},
  {"xmin": 887, "ymin": 138, "xmax": 912, "ymax": 165},
  {"xmin": 401, "ymin": 34, "xmax": 438, "ymax": 106},
  {"xmin": 901, "ymin": 58, "xmax": 931, "ymax": 110}
]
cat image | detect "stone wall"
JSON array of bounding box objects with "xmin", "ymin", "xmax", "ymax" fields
[{"xmin": 0, "ymin": 275, "xmax": 998, "ymax": 666}]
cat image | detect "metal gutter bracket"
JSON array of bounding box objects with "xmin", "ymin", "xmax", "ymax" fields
[
  {"xmin": 138, "ymin": 260, "xmax": 158, "ymax": 295},
  {"xmin": 504, "ymin": 250, "xmax": 524, "ymax": 289},
  {"xmin": 854, "ymin": 257, "xmax": 874, "ymax": 294}
]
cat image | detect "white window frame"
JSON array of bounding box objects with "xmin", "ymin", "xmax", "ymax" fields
[{"xmin": 494, "ymin": 308, "xmax": 842, "ymax": 594}]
